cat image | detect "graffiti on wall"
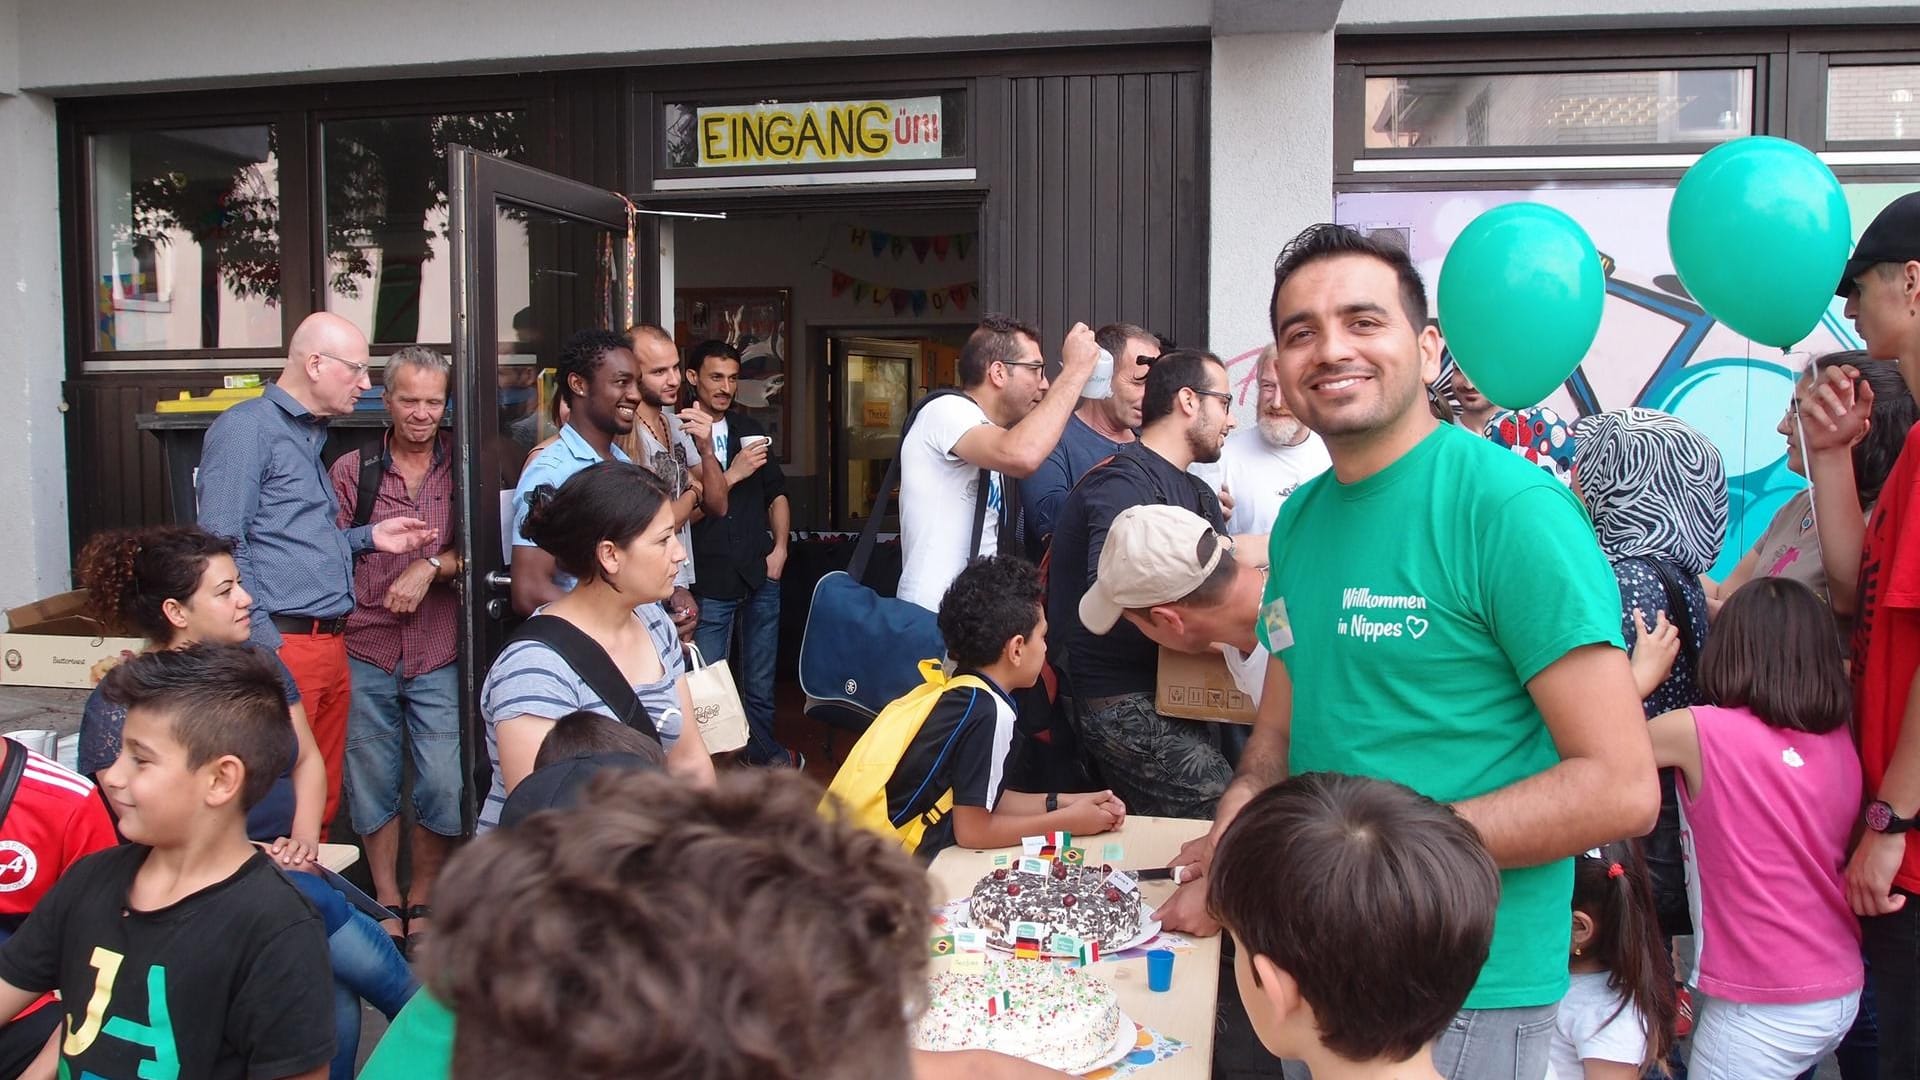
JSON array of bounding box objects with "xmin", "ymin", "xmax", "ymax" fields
[{"xmin": 1241, "ymin": 183, "xmax": 1919, "ymax": 578}]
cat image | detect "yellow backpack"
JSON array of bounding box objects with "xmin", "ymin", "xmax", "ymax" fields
[{"xmin": 821, "ymin": 659, "xmax": 988, "ymax": 853}]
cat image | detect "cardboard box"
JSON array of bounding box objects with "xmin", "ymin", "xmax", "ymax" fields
[
  {"xmin": 1, "ymin": 591, "xmax": 145, "ymax": 689},
  {"xmin": 1156, "ymin": 646, "xmax": 1257, "ymax": 725}
]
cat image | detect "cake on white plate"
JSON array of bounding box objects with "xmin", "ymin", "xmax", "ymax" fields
[
  {"xmin": 967, "ymin": 861, "xmax": 1143, "ymax": 950},
  {"xmin": 915, "ymin": 958, "xmax": 1126, "ymax": 1073}
]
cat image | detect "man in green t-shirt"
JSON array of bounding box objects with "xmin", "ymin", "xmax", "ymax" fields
[{"xmin": 1154, "ymin": 224, "xmax": 1660, "ymax": 1080}]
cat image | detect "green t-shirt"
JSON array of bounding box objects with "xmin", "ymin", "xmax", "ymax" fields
[
  {"xmin": 1258, "ymin": 422, "xmax": 1623, "ymax": 1009},
  {"xmin": 360, "ymin": 990, "xmax": 454, "ymax": 1080}
]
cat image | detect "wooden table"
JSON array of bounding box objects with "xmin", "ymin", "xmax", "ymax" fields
[{"xmin": 926, "ymin": 816, "xmax": 1219, "ymax": 1078}]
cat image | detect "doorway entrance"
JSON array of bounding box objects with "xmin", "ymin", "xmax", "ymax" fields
[{"xmin": 667, "ymin": 209, "xmax": 983, "ymax": 532}]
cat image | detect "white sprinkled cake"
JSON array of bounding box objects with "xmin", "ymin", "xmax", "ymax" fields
[{"xmin": 914, "ymin": 959, "xmax": 1125, "ymax": 1073}]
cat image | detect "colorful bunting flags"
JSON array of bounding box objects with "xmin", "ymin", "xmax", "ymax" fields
[
  {"xmin": 825, "ymin": 269, "xmax": 978, "ymax": 316},
  {"xmin": 846, "ymin": 225, "xmax": 977, "ymax": 261}
]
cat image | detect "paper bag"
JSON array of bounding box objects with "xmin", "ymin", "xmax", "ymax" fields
[{"xmin": 684, "ymin": 644, "xmax": 749, "ymax": 753}]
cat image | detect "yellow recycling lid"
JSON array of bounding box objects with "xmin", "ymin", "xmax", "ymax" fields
[{"xmin": 152, "ymin": 387, "xmax": 267, "ymax": 414}]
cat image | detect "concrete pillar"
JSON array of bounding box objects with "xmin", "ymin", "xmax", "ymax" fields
[
  {"xmin": 0, "ymin": 84, "xmax": 74, "ymax": 607},
  {"xmin": 1207, "ymin": 31, "xmax": 1337, "ymax": 408}
]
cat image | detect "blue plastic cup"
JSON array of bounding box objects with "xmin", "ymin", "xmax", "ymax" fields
[{"xmin": 1147, "ymin": 947, "xmax": 1175, "ymax": 992}]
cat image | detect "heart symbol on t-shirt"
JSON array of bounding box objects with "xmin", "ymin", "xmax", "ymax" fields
[
  {"xmin": 1782, "ymin": 747, "xmax": 1805, "ymax": 768},
  {"xmin": 1405, "ymin": 616, "xmax": 1429, "ymax": 639}
]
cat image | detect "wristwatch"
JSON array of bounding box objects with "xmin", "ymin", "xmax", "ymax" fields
[
  {"xmin": 1046, "ymin": 792, "xmax": 1060, "ymax": 812},
  {"xmin": 426, "ymin": 556, "xmax": 443, "ymax": 571},
  {"xmin": 1866, "ymin": 800, "xmax": 1918, "ymax": 834}
]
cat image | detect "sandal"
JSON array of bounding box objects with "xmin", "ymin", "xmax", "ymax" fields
[
  {"xmin": 380, "ymin": 908, "xmax": 407, "ymax": 957},
  {"xmin": 404, "ymin": 904, "xmax": 432, "ymax": 960}
]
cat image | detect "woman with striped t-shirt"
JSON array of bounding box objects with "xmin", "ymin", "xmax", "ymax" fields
[{"xmin": 479, "ymin": 461, "xmax": 715, "ymax": 832}]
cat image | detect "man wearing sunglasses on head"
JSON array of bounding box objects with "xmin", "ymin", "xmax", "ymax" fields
[
  {"xmin": 895, "ymin": 314, "xmax": 1100, "ymax": 612},
  {"xmin": 199, "ymin": 312, "xmax": 440, "ymax": 837}
]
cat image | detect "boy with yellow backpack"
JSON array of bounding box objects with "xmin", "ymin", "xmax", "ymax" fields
[{"xmin": 824, "ymin": 555, "xmax": 1127, "ymax": 858}]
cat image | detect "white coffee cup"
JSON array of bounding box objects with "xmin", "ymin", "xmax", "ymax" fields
[{"xmin": 741, "ymin": 434, "xmax": 773, "ymax": 452}]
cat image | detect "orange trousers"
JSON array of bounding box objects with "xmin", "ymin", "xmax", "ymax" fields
[{"xmin": 276, "ymin": 630, "xmax": 351, "ymax": 839}]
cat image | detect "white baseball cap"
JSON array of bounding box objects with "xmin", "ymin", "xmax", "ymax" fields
[{"xmin": 1079, "ymin": 504, "xmax": 1225, "ymax": 635}]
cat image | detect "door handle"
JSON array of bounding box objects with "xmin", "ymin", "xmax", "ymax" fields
[{"xmin": 484, "ymin": 570, "xmax": 512, "ymax": 591}]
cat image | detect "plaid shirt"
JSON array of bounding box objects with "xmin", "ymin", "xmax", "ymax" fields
[{"xmin": 330, "ymin": 432, "xmax": 458, "ymax": 677}]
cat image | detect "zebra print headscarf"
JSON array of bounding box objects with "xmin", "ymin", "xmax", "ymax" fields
[{"xmin": 1571, "ymin": 408, "xmax": 1728, "ymax": 575}]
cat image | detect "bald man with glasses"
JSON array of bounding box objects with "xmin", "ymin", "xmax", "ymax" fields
[{"xmin": 198, "ymin": 312, "xmax": 438, "ymax": 836}]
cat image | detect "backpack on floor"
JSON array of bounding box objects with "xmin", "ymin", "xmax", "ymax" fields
[{"xmin": 820, "ymin": 660, "xmax": 987, "ymax": 853}]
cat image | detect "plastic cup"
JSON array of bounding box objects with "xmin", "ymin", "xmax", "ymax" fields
[{"xmin": 1146, "ymin": 947, "xmax": 1175, "ymax": 992}]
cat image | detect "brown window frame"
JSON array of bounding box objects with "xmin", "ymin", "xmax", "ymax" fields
[{"xmin": 60, "ymin": 75, "xmax": 549, "ymax": 373}]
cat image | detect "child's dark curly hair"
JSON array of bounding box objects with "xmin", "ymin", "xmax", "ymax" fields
[
  {"xmin": 75, "ymin": 526, "xmax": 235, "ymax": 642},
  {"xmin": 430, "ymin": 770, "xmax": 931, "ymax": 1080},
  {"xmin": 937, "ymin": 555, "xmax": 1044, "ymax": 670}
]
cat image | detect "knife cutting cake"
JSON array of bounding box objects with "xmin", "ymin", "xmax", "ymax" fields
[{"xmin": 915, "ymin": 958, "xmax": 1125, "ymax": 1073}]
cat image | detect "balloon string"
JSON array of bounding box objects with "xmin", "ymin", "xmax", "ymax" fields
[{"xmin": 1793, "ymin": 350, "xmax": 1820, "ymax": 543}]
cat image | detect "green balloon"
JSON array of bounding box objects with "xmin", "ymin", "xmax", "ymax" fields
[
  {"xmin": 1669, "ymin": 136, "xmax": 1851, "ymax": 349},
  {"xmin": 1437, "ymin": 203, "xmax": 1605, "ymax": 411}
]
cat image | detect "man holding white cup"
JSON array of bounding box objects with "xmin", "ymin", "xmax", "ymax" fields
[{"xmin": 684, "ymin": 339, "xmax": 801, "ymax": 769}]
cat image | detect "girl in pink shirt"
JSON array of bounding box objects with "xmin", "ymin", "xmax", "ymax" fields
[{"xmin": 1647, "ymin": 577, "xmax": 1864, "ymax": 1079}]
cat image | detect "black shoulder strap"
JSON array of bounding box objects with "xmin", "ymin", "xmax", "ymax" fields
[
  {"xmin": 350, "ymin": 447, "xmax": 385, "ymax": 531},
  {"xmin": 967, "ymin": 466, "xmax": 991, "ymax": 561},
  {"xmin": 851, "ymin": 387, "xmax": 975, "ymax": 583},
  {"xmin": 509, "ymin": 615, "xmax": 662, "ymax": 743},
  {"xmin": 0, "ymin": 739, "xmax": 34, "ymax": 833}
]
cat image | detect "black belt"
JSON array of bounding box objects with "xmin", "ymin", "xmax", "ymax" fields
[{"xmin": 271, "ymin": 614, "xmax": 348, "ymax": 636}]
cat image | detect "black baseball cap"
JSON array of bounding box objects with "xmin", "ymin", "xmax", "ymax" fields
[
  {"xmin": 1838, "ymin": 191, "xmax": 1920, "ymax": 296},
  {"xmin": 498, "ymin": 751, "xmax": 658, "ymax": 828}
]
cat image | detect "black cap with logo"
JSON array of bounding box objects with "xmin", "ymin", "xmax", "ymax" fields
[{"xmin": 1839, "ymin": 191, "xmax": 1920, "ymax": 297}]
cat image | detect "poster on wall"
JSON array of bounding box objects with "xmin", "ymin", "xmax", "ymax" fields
[
  {"xmin": 673, "ymin": 287, "xmax": 793, "ymax": 462},
  {"xmin": 1336, "ymin": 183, "xmax": 1908, "ymax": 577}
]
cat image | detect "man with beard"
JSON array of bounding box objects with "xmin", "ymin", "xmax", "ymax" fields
[
  {"xmin": 620, "ymin": 324, "xmax": 729, "ymax": 640},
  {"xmin": 1154, "ymin": 224, "xmax": 1658, "ymax": 1080},
  {"xmin": 1049, "ymin": 350, "xmax": 1236, "ymax": 819},
  {"xmin": 1018, "ymin": 323, "xmax": 1161, "ymax": 559},
  {"xmin": 1451, "ymin": 365, "xmax": 1500, "ymax": 435},
  {"xmin": 683, "ymin": 339, "xmax": 801, "ymax": 769},
  {"xmin": 1191, "ymin": 343, "xmax": 1330, "ymax": 537}
]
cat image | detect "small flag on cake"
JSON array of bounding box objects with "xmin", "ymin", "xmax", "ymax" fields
[
  {"xmin": 1060, "ymin": 846, "xmax": 1086, "ymax": 866},
  {"xmin": 929, "ymin": 934, "xmax": 955, "ymax": 956},
  {"xmin": 1078, "ymin": 941, "xmax": 1101, "ymax": 966},
  {"xmin": 985, "ymin": 990, "xmax": 1012, "ymax": 1016}
]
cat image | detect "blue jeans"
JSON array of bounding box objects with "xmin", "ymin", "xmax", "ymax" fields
[
  {"xmin": 345, "ymin": 657, "xmax": 462, "ymax": 836},
  {"xmin": 289, "ymin": 871, "xmax": 419, "ymax": 1080},
  {"xmin": 1862, "ymin": 894, "xmax": 1920, "ymax": 1079},
  {"xmin": 693, "ymin": 576, "xmax": 788, "ymax": 765}
]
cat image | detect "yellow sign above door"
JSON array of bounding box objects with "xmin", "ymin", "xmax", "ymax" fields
[{"xmin": 695, "ymin": 97, "xmax": 944, "ymax": 167}]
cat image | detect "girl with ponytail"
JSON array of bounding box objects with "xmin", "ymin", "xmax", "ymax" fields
[{"xmin": 1550, "ymin": 840, "xmax": 1676, "ymax": 1078}]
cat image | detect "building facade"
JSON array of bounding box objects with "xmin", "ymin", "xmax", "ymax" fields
[{"xmin": 1, "ymin": 0, "xmax": 1916, "ymax": 608}]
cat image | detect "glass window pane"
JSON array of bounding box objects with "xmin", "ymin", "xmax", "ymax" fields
[
  {"xmin": 662, "ymin": 89, "xmax": 966, "ymax": 170},
  {"xmin": 323, "ymin": 112, "xmax": 528, "ymax": 345},
  {"xmin": 90, "ymin": 125, "xmax": 282, "ymax": 352},
  {"xmin": 1827, "ymin": 64, "xmax": 1920, "ymax": 143},
  {"xmin": 1364, "ymin": 69, "xmax": 1753, "ymax": 151}
]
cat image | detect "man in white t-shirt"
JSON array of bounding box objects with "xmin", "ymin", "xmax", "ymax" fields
[
  {"xmin": 1191, "ymin": 343, "xmax": 1331, "ymax": 537},
  {"xmin": 896, "ymin": 314, "xmax": 1100, "ymax": 611}
]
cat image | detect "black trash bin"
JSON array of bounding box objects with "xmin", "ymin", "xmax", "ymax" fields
[{"xmin": 134, "ymin": 407, "xmax": 392, "ymax": 526}]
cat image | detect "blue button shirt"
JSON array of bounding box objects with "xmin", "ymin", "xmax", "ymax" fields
[
  {"xmin": 512, "ymin": 423, "xmax": 630, "ymax": 592},
  {"xmin": 197, "ymin": 384, "xmax": 375, "ymax": 648}
]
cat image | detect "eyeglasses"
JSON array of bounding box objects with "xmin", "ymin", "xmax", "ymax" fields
[
  {"xmin": 1191, "ymin": 388, "xmax": 1234, "ymax": 405},
  {"xmin": 999, "ymin": 360, "xmax": 1047, "ymax": 372},
  {"xmin": 315, "ymin": 352, "xmax": 371, "ymax": 378}
]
